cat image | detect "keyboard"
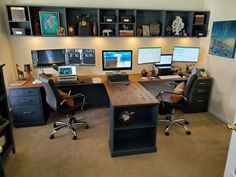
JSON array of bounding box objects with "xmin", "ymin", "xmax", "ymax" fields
[
  {"xmin": 159, "ymin": 75, "xmax": 181, "ymax": 80},
  {"xmin": 54, "ymin": 80, "xmax": 78, "ymax": 85}
]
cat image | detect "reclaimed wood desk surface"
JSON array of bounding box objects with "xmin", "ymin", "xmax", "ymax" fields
[{"xmin": 104, "ymin": 81, "xmax": 159, "ymax": 107}]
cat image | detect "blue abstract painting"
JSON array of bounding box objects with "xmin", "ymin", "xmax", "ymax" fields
[{"xmin": 209, "ymin": 21, "xmax": 236, "ymax": 58}]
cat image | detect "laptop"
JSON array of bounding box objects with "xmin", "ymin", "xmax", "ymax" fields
[{"xmin": 57, "ymin": 66, "xmax": 77, "ymax": 83}]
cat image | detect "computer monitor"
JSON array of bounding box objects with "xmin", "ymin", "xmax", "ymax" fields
[
  {"xmin": 172, "ymin": 46, "xmax": 200, "ymax": 62},
  {"xmin": 156, "ymin": 54, "xmax": 172, "ymax": 66},
  {"xmin": 102, "ymin": 50, "xmax": 132, "ymax": 71},
  {"xmin": 65, "ymin": 48, "xmax": 95, "ymax": 66},
  {"xmin": 137, "ymin": 47, "xmax": 161, "ymax": 64},
  {"xmin": 58, "ymin": 66, "xmax": 77, "ymax": 76},
  {"xmin": 31, "ymin": 49, "xmax": 65, "ymax": 68}
]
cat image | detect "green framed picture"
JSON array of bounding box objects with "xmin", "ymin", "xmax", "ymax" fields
[{"xmin": 39, "ymin": 11, "xmax": 60, "ymax": 36}]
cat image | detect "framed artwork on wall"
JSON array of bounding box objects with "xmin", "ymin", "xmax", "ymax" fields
[
  {"xmin": 209, "ymin": 20, "xmax": 236, "ymax": 59},
  {"xmin": 39, "ymin": 11, "xmax": 60, "ymax": 36}
]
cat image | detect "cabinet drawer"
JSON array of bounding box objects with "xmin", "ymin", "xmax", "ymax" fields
[
  {"xmin": 188, "ymin": 95, "xmax": 209, "ymax": 112},
  {"xmin": 10, "ymin": 96, "xmax": 40, "ymax": 106},
  {"xmin": 194, "ymin": 79, "xmax": 212, "ymax": 88},
  {"xmin": 192, "ymin": 87, "xmax": 210, "ymax": 94},
  {"xmin": 10, "ymin": 88, "xmax": 39, "ymax": 97},
  {"xmin": 12, "ymin": 106, "xmax": 44, "ymax": 123}
]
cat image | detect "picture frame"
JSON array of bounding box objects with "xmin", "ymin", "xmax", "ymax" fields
[
  {"xmin": 194, "ymin": 14, "xmax": 205, "ymax": 25},
  {"xmin": 142, "ymin": 25, "xmax": 150, "ymax": 36},
  {"xmin": 39, "ymin": 11, "xmax": 60, "ymax": 36},
  {"xmin": 209, "ymin": 20, "xmax": 236, "ymax": 59},
  {"xmin": 10, "ymin": 7, "xmax": 26, "ymax": 21}
]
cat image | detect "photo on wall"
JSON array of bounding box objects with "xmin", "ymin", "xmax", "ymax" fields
[{"xmin": 209, "ymin": 20, "xmax": 236, "ymax": 59}]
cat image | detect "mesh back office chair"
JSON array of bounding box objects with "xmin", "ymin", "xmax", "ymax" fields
[
  {"xmin": 38, "ymin": 74, "xmax": 89, "ymax": 140},
  {"xmin": 156, "ymin": 69, "xmax": 198, "ymax": 135}
]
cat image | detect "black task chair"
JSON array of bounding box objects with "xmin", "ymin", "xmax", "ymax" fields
[
  {"xmin": 38, "ymin": 74, "xmax": 89, "ymax": 140},
  {"xmin": 156, "ymin": 69, "xmax": 198, "ymax": 136}
]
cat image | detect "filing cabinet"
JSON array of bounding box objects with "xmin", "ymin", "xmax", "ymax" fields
[
  {"xmin": 9, "ymin": 87, "xmax": 47, "ymax": 127},
  {"xmin": 186, "ymin": 78, "xmax": 212, "ymax": 113}
]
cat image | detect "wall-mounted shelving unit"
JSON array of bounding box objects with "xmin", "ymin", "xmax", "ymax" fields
[{"xmin": 6, "ymin": 5, "xmax": 210, "ymax": 37}]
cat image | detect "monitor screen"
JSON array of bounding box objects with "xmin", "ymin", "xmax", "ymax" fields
[
  {"xmin": 156, "ymin": 54, "xmax": 172, "ymax": 65},
  {"xmin": 65, "ymin": 48, "xmax": 95, "ymax": 66},
  {"xmin": 58, "ymin": 66, "xmax": 77, "ymax": 76},
  {"xmin": 172, "ymin": 46, "xmax": 200, "ymax": 62},
  {"xmin": 31, "ymin": 49, "xmax": 65, "ymax": 68},
  {"xmin": 138, "ymin": 47, "xmax": 161, "ymax": 64},
  {"xmin": 102, "ymin": 50, "xmax": 132, "ymax": 71}
]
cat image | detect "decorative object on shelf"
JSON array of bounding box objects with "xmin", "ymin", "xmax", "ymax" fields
[
  {"xmin": 121, "ymin": 16, "xmax": 132, "ymax": 23},
  {"xmin": 137, "ymin": 27, "xmax": 142, "ymax": 36},
  {"xmin": 123, "ymin": 24, "xmax": 128, "ymax": 30},
  {"xmin": 119, "ymin": 30, "xmax": 134, "ymax": 37},
  {"xmin": 76, "ymin": 14, "xmax": 90, "ymax": 27},
  {"xmin": 141, "ymin": 69, "xmax": 148, "ymax": 77},
  {"xmin": 92, "ymin": 21, "xmax": 97, "ymax": 36},
  {"xmin": 10, "ymin": 7, "xmax": 26, "ymax": 21},
  {"xmin": 24, "ymin": 64, "xmax": 32, "ymax": 79},
  {"xmin": 103, "ymin": 16, "xmax": 115, "ymax": 23},
  {"xmin": 183, "ymin": 30, "xmax": 188, "ymax": 37},
  {"xmin": 165, "ymin": 25, "xmax": 172, "ymax": 36},
  {"xmin": 142, "ymin": 25, "xmax": 150, "ymax": 36},
  {"xmin": 102, "ymin": 29, "xmax": 113, "ymax": 36},
  {"xmin": 194, "ymin": 14, "xmax": 205, "ymax": 25},
  {"xmin": 150, "ymin": 65, "xmax": 156, "ymax": 77},
  {"xmin": 67, "ymin": 26, "xmax": 74, "ymax": 36},
  {"xmin": 34, "ymin": 19, "xmax": 41, "ymax": 35},
  {"xmin": 172, "ymin": 16, "xmax": 184, "ymax": 36},
  {"xmin": 39, "ymin": 11, "xmax": 60, "ymax": 36},
  {"xmin": 16, "ymin": 64, "xmax": 25, "ymax": 80},
  {"xmin": 150, "ymin": 22, "xmax": 161, "ymax": 36},
  {"xmin": 12, "ymin": 28, "xmax": 25, "ymax": 35},
  {"xmin": 119, "ymin": 111, "xmax": 135, "ymax": 126},
  {"xmin": 209, "ymin": 20, "xmax": 236, "ymax": 59},
  {"xmin": 57, "ymin": 27, "xmax": 65, "ymax": 36}
]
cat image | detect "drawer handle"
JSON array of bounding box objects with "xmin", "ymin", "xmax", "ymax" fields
[
  {"xmin": 196, "ymin": 100, "xmax": 204, "ymax": 103},
  {"xmin": 199, "ymin": 82, "xmax": 206, "ymax": 85},
  {"xmin": 23, "ymin": 111, "xmax": 33, "ymax": 114},
  {"xmin": 20, "ymin": 99, "xmax": 33, "ymax": 103}
]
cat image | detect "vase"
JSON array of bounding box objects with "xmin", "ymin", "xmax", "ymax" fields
[{"xmin": 92, "ymin": 21, "xmax": 97, "ymax": 36}]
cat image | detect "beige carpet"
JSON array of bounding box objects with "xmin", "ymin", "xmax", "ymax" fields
[{"xmin": 4, "ymin": 108, "xmax": 231, "ymax": 177}]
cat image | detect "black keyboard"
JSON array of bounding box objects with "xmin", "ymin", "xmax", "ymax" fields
[{"xmin": 54, "ymin": 80, "xmax": 78, "ymax": 85}]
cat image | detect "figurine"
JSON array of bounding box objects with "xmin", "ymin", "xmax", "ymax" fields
[
  {"xmin": 102, "ymin": 29, "xmax": 113, "ymax": 36},
  {"xmin": 172, "ymin": 16, "xmax": 184, "ymax": 36},
  {"xmin": 24, "ymin": 64, "xmax": 32, "ymax": 79},
  {"xmin": 119, "ymin": 111, "xmax": 135, "ymax": 125},
  {"xmin": 16, "ymin": 64, "xmax": 25, "ymax": 80}
]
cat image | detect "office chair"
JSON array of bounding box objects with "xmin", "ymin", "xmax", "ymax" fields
[
  {"xmin": 38, "ymin": 74, "xmax": 89, "ymax": 140},
  {"xmin": 156, "ymin": 69, "xmax": 198, "ymax": 136}
]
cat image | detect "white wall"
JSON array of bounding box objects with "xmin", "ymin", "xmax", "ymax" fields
[
  {"xmin": 4, "ymin": 0, "xmax": 205, "ymax": 77},
  {"xmin": 0, "ymin": 0, "xmax": 15, "ymax": 85},
  {"xmin": 201, "ymin": 0, "xmax": 236, "ymax": 123}
]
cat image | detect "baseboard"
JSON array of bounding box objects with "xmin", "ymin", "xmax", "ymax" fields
[{"xmin": 208, "ymin": 108, "xmax": 230, "ymax": 124}]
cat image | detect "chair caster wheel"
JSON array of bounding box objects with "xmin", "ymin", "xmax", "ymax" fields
[
  {"xmin": 165, "ymin": 132, "xmax": 169, "ymax": 136},
  {"xmin": 85, "ymin": 125, "xmax": 89, "ymax": 129},
  {"xmin": 49, "ymin": 134, "xmax": 54, "ymax": 139},
  {"xmin": 53, "ymin": 123, "xmax": 57, "ymax": 128},
  {"xmin": 72, "ymin": 136, "xmax": 77, "ymax": 140},
  {"xmin": 186, "ymin": 131, "xmax": 191, "ymax": 135},
  {"xmin": 185, "ymin": 121, "xmax": 189, "ymax": 125}
]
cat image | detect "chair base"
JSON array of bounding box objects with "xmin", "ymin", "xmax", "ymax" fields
[
  {"xmin": 49, "ymin": 116, "xmax": 89, "ymax": 140},
  {"xmin": 159, "ymin": 114, "xmax": 191, "ymax": 136}
]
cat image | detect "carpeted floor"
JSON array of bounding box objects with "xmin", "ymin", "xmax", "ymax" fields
[{"xmin": 4, "ymin": 108, "xmax": 231, "ymax": 177}]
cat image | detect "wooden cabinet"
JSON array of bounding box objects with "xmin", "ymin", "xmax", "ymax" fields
[
  {"xmin": 6, "ymin": 5, "xmax": 210, "ymax": 37},
  {"xmin": 0, "ymin": 64, "xmax": 15, "ymax": 177},
  {"xmin": 9, "ymin": 87, "xmax": 48, "ymax": 127}
]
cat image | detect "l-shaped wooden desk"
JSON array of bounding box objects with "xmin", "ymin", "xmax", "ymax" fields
[{"xmin": 8, "ymin": 74, "xmax": 212, "ymax": 156}]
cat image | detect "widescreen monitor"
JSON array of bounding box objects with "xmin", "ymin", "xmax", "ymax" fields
[
  {"xmin": 31, "ymin": 49, "xmax": 65, "ymax": 68},
  {"xmin": 102, "ymin": 50, "xmax": 132, "ymax": 71},
  {"xmin": 172, "ymin": 46, "xmax": 200, "ymax": 62},
  {"xmin": 65, "ymin": 48, "xmax": 95, "ymax": 66},
  {"xmin": 156, "ymin": 54, "xmax": 172, "ymax": 65},
  {"xmin": 138, "ymin": 47, "xmax": 161, "ymax": 64}
]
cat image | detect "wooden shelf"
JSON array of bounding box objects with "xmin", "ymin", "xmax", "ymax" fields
[{"xmin": 6, "ymin": 5, "xmax": 210, "ymax": 37}]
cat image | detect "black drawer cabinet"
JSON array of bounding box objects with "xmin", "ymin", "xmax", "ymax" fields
[
  {"xmin": 9, "ymin": 87, "xmax": 47, "ymax": 127},
  {"xmin": 186, "ymin": 78, "xmax": 212, "ymax": 113}
]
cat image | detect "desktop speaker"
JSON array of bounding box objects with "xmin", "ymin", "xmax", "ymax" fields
[{"xmin": 106, "ymin": 72, "xmax": 129, "ymax": 83}]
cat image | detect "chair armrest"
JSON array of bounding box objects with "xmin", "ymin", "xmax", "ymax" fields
[
  {"xmin": 60, "ymin": 93, "xmax": 86, "ymax": 110},
  {"xmin": 59, "ymin": 87, "xmax": 72, "ymax": 95},
  {"xmin": 156, "ymin": 90, "xmax": 187, "ymax": 102}
]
